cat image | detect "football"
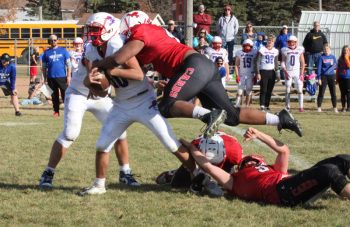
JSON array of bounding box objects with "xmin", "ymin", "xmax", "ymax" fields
[{"xmin": 84, "ymin": 70, "xmax": 111, "ymax": 97}]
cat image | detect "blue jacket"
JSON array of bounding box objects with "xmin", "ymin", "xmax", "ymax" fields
[
  {"xmin": 316, "ymin": 54, "xmax": 337, "ymax": 79},
  {"xmin": 337, "ymin": 58, "xmax": 350, "ymax": 79},
  {"xmin": 0, "ymin": 63, "xmax": 16, "ymax": 90},
  {"xmin": 274, "ymin": 33, "xmax": 291, "ymax": 50}
]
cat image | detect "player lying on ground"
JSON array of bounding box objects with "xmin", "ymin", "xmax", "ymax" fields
[
  {"xmin": 180, "ymin": 127, "xmax": 350, "ymax": 206},
  {"xmin": 89, "ymin": 10, "xmax": 303, "ymax": 138}
]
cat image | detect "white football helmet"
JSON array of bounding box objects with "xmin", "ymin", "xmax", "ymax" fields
[
  {"xmin": 120, "ymin": 10, "xmax": 151, "ymax": 35},
  {"xmin": 242, "ymin": 39, "xmax": 254, "ymax": 52},
  {"xmin": 199, "ymin": 134, "xmax": 226, "ymax": 165},
  {"xmin": 287, "ymin": 35, "xmax": 298, "ymax": 49},
  {"xmin": 212, "ymin": 36, "xmax": 222, "ymax": 50},
  {"xmin": 85, "ymin": 12, "xmax": 120, "ymax": 47}
]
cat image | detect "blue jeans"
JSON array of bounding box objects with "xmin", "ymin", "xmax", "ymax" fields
[
  {"xmin": 306, "ymin": 52, "xmax": 322, "ymax": 74},
  {"xmin": 224, "ymin": 40, "xmax": 235, "ymax": 65}
]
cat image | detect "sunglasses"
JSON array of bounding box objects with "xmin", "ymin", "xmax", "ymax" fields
[
  {"xmin": 168, "ymin": 23, "xmax": 174, "ymax": 26},
  {"xmin": 216, "ymin": 62, "xmax": 224, "ymax": 65}
]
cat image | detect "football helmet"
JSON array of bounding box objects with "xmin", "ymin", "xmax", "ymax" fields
[
  {"xmin": 85, "ymin": 12, "xmax": 120, "ymax": 47},
  {"xmin": 212, "ymin": 36, "xmax": 222, "ymax": 50},
  {"xmin": 238, "ymin": 155, "xmax": 266, "ymax": 170},
  {"xmin": 287, "ymin": 35, "xmax": 298, "ymax": 49},
  {"xmin": 242, "ymin": 39, "xmax": 254, "ymax": 53},
  {"xmin": 120, "ymin": 10, "xmax": 151, "ymax": 35},
  {"xmin": 199, "ymin": 134, "xmax": 226, "ymax": 165}
]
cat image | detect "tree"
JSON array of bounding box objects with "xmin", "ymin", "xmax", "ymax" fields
[{"xmin": 0, "ymin": 0, "xmax": 20, "ymax": 22}]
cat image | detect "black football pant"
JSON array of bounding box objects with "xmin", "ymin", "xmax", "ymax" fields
[{"xmin": 276, "ymin": 154, "xmax": 350, "ymax": 206}]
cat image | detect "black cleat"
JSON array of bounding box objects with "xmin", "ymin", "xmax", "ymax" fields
[
  {"xmin": 189, "ymin": 173, "xmax": 206, "ymax": 195},
  {"xmin": 200, "ymin": 109, "xmax": 227, "ymax": 138},
  {"xmin": 277, "ymin": 108, "xmax": 303, "ymax": 137}
]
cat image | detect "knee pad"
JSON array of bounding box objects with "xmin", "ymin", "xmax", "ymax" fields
[
  {"xmin": 56, "ymin": 132, "xmax": 74, "ymax": 148},
  {"xmin": 237, "ymin": 89, "xmax": 243, "ymax": 96},
  {"xmin": 158, "ymin": 98, "xmax": 176, "ymax": 118}
]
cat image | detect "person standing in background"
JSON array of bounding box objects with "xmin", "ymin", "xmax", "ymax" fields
[
  {"xmin": 216, "ymin": 4, "xmax": 239, "ymax": 65},
  {"xmin": 241, "ymin": 22, "xmax": 257, "ymax": 44},
  {"xmin": 193, "ymin": 4, "xmax": 212, "ymax": 35},
  {"xmin": 42, "ymin": 34, "xmax": 71, "ymax": 117},
  {"xmin": 275, "ymin": 25, "xmax": 291, "ymax": 81},
  {"xmin": 336, "ymin": 45, "xmax": 350, "ymax": 112},
  {"xmin": 303, "ymin": 21, "xmax": 328, "ymax": 75},
  {"xmin": 166, "ymin": 20, "xmax": 185, "ymax": 44}
]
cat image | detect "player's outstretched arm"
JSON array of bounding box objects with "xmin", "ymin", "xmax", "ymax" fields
[
  {"xmin": 106, "ymin": 56, "xmax": 144, "ymax": 81},
  {"xmin": 243, "ymin": 127, "xmax": 289, "ymax": 173},
  {"xmin": 180, "ymin": 139, "xmax": 234, "ymax": 191}
]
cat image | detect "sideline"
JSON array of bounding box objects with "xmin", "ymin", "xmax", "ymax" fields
[
  {"xmin": 221, "ymin": 124, "xmax": 311, "ymax": 169},
  {"xmin": 0, "ymin": 122, "xmax": 45, "ymax": 126}
]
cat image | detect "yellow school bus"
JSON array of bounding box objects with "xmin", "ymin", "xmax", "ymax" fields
[{"xmin": 0, "ymin": 20, "xmax": 84, "ymax": 62}]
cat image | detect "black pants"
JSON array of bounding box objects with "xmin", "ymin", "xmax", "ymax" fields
[
  {"xmin": 276, "ymin": 154, "xmax": 350, "ymax": 207},
  {"xmin": 317, "ymin": 75, "xmax": 337, "ymax": 108},
  {"xmin": 338, "ymin": 77, "xmax": 350, "ymax": 110},
  {"xmin": 47, "ymin": 77, "xmax": 68, "ymax": 113},
  {"xmin": 159, "ymin": 53, "xmax": 240, "ymax": 126},
  {"xmin": 259, "ymin": 70, "xmax": 276, "ymax": 108}
]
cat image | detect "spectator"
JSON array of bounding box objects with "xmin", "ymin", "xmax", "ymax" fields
[
  {"xmin": 0, "ymin": 53, "xmax": 22, "ymax": 116},
  {"xmin": 215, "ymin": 56, "xmax": 228, "ymax": 87},
  {"xmin": 303, "ymin": 21, "xmax": 328, "ymax": 75},
  {"xmin": 193, "ymin": 28, "xmax": 213, "ymax": 50},
  {"xmin": 28, "ymin": 46, "xmax": 40, "ymax": 99},
  {"xmin": 316, "ymin": 44, "xmax": 338, "ymax": 113},
  {"xmin": 275, "ymin": 25, "xmax": 291, "ymax": 80},
  {"xmin": 255, "ymin": 34, "xmax": 279, "ymax": 111},
  {"xmin": 42, "ymin": 34, "xmax": 72, "ymax": 117},
  {"xmin": 195, "ymin": 37, "xmax": 209, "ymax": 54},
  {"xmin": 241, "ymin": 22, "xmax": 257, "ymax": 44},
  {"xmin": 255, "ymin": 32, "xmax": 267, "ymax": 50},
  {"xmin": 336, "ymin": 45, "xmax": 350, "ymax": 112},
  {"xmin": 204, "ymin": 36, "xmax": 230, "ymax": 87},
  {"xmin": 166, "ymin": 20, "xmax": 184, "ymax": 44},
  {"xmin": 216, "ymin": 4, "xmax": 239, "ymax": 65},
  {"xmin": 193, "ymin": 4, "xmax": 212, "ymax": 35},
  {"xmin": 182, "ymin": 127, "xmax": 350, "ymax": 207}
]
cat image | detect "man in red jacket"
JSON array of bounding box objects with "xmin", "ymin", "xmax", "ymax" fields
[{"xmin": 193, "ymin": 4, "xmax": 212, "ymax": 35}]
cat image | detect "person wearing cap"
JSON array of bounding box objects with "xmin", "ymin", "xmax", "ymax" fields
[
  {"xmin": 0, "ymin": 53, "xmax": 22, "ymax": 116},
  {"xmin": 166, "ymin": 20, "xmax": 184, "ymax": 44},
  {"xmin": 193, "ymin": 4, "xmax": 212, "ymax": 35},
  {"xmin": 42, "ymin": 34, "xmax": 72, "ymax": 117},
  {"xmin": 216, "ymin": 4, "xmax": 239, "ymax": 65},
  {"xmin": 302, "ymin": 21, "xmax": 328, "ymax": 75},
  {"xmin": 70, "ymin": 37, "xmax": 84, "ymax": 75},
  {"xmin": 275, "ymin": 25, "xmax": 291, "ymax": 81}
]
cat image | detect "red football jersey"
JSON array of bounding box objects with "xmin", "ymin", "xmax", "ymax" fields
[
  {"xmin": 191, "ymin": 131, "xmax": 243, "ymax": 168},
  {"xmin": 229, "ymin": 164, "xmax": 287, "ymax": 204},
  {"xmin": 129, "ymin": 24, "xmax": 192, "ymax": 78}
]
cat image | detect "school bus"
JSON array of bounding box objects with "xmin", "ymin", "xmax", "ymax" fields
[{"xmin": 0, "ymin": 20, "xmax": 84, "ymax": 63}]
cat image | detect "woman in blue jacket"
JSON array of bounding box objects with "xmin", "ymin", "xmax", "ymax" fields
[{"xmin": 336, "ymin": 45, "xmax": 350, "ymax": 112}]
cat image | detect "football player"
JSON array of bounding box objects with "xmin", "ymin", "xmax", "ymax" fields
[
  {"xmin": 182, "ymin": 127, "xmax": 350, "ymax": 206},
  {"xmin": 281, "ymin": 35, "xmax": 306, "ymax": 112},
  {"xmin": 39, "ymin": 13, "xmax": 138, "ymax": 189},
  {"xmin": 90, "ymin": 10, "xmax": 303, "ymax": 137},
  {"xmin": 234, "ymin": 39, "xmax": 258, "ymax": 107},
  {"xmin": 204, "ymin": 36, "xmax": 230, "ymax": 87}
]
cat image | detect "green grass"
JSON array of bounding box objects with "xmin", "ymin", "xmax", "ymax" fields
[{"xmin": 0, "ymin": 100, "xmax": 350, "ymax": 226}]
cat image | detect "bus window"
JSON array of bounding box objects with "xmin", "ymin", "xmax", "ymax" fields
[
  {"xmin": 43, "ymin": 28, "xmax": 51, "ymax": 38},
  {"xmin": 0, "ymin": 28, "xmax": 9, "ymax": 38},
  {"xmin": 53, "ymin": 28, "xmax": 62, "ymax": 38},
  {"xmin": 11, "ymin": 28, "xmax": 20, "ymax": 38},
  {"xmin": 63, "ymin": 28, "xmax": 75, "ymax": 38},
  {"xmin": 32, "ymin": 28, "xmax": 41, "ymax": 38},
  {"xmin": 77, "ymin": 28, "xmax": 83, "ymax": 37},
  {"xmin": 21, "ymin": 28, "xmax": 30, "ymax": 38}
]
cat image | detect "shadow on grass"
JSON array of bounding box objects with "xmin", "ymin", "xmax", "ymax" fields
[
  {"xmin": 108, "ymin": 182, "xmax": 189, "ymax": 195},
  {"xmin": 0, "ymin": 182, "xmax": 81, "ymax": 192}
]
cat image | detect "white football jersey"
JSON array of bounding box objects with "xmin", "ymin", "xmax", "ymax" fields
[
  {"xmin": 204, "ymin": 47, "xmax": 229, "ymax": 63},
  {"xmin": 84, "ymin": 34, "xmax": 150, "ymax": 104},
  {"xmin": 235, "ymin": 49, "xmax": 258, "ymax": 76},
  {"xmin": 258, "ymin": 46, "xmax": 279, "ymax": 70},
  {"xmin": 281, "ymin": 46, "xmax": 304, "ymax": 72}
]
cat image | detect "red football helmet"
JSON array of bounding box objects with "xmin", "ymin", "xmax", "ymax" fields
[
  {"xmin": 238, "ymin": 154, "xmax": 266, "ymax": 170},
  {"xmin": 85, "ymin": 12, "xmax": 120, "ymax": 47}
]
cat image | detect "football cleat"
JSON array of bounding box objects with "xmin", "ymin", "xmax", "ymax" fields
[
  {"xmin": 277, "ymin": 108, "xmax": 303, "ymax": 137},
  {"xmin": 155, "ymin": 170, "xmax": 177, "ymax": 185},
  {"xmin": 189, "ymin": 173, "xmax": 206, "ymax": 195},
  {"xmin": 15, "ymin": 111, "xmax": 22, "ymax": 116},
  {"xmin": 189, "ymin": 173, "xmax": 223, "ymax": 197},
  {"xmin": 39, "ymin": 170, "xmax": 54, "ymax": 189},
  {"xmin": 203, "ymin": 178, "xmax": 224, "ymax": 197},
  {"xmin": 119, "ymin": 171, "xmax": 140, "ymax": 187},
  {"xmin": 78, "ymin": 185, "xmax": 106, "ymax": 196},
  {"xmin": 200, "ymin": 109, "xmax": 227, "ymax": 138}
]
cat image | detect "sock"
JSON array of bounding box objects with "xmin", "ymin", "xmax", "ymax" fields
[
  {"xmin": 94, "ymin": 178, "xmax": 106, "ymax": 188},
  {"xmin": 265, "ymin": 112, "xmax": 279, "ymax": 125},
  {"xmin": 192, "ymin": 106, "xmax": 210, "ymax": 119},
  {"xmin": 298, "ymin": 93, "xmax": 304, "ymax": 108},
  {"xmin": 119, "ymin": 164, "xmax": 131, "ymax": 173},
  {"xmin": 45, "ymin": 166, "xmax": 55, "ymax": 173}
]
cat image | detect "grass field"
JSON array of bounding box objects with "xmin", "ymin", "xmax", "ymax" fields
[{"xmin": 0, "ymin": 92, "xmax": 350, "ymax": 226}]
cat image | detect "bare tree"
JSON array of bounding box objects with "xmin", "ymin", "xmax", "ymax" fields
[{"xmin": 0, "ymin": 0, "xmax": 20, "ymax": 22}]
